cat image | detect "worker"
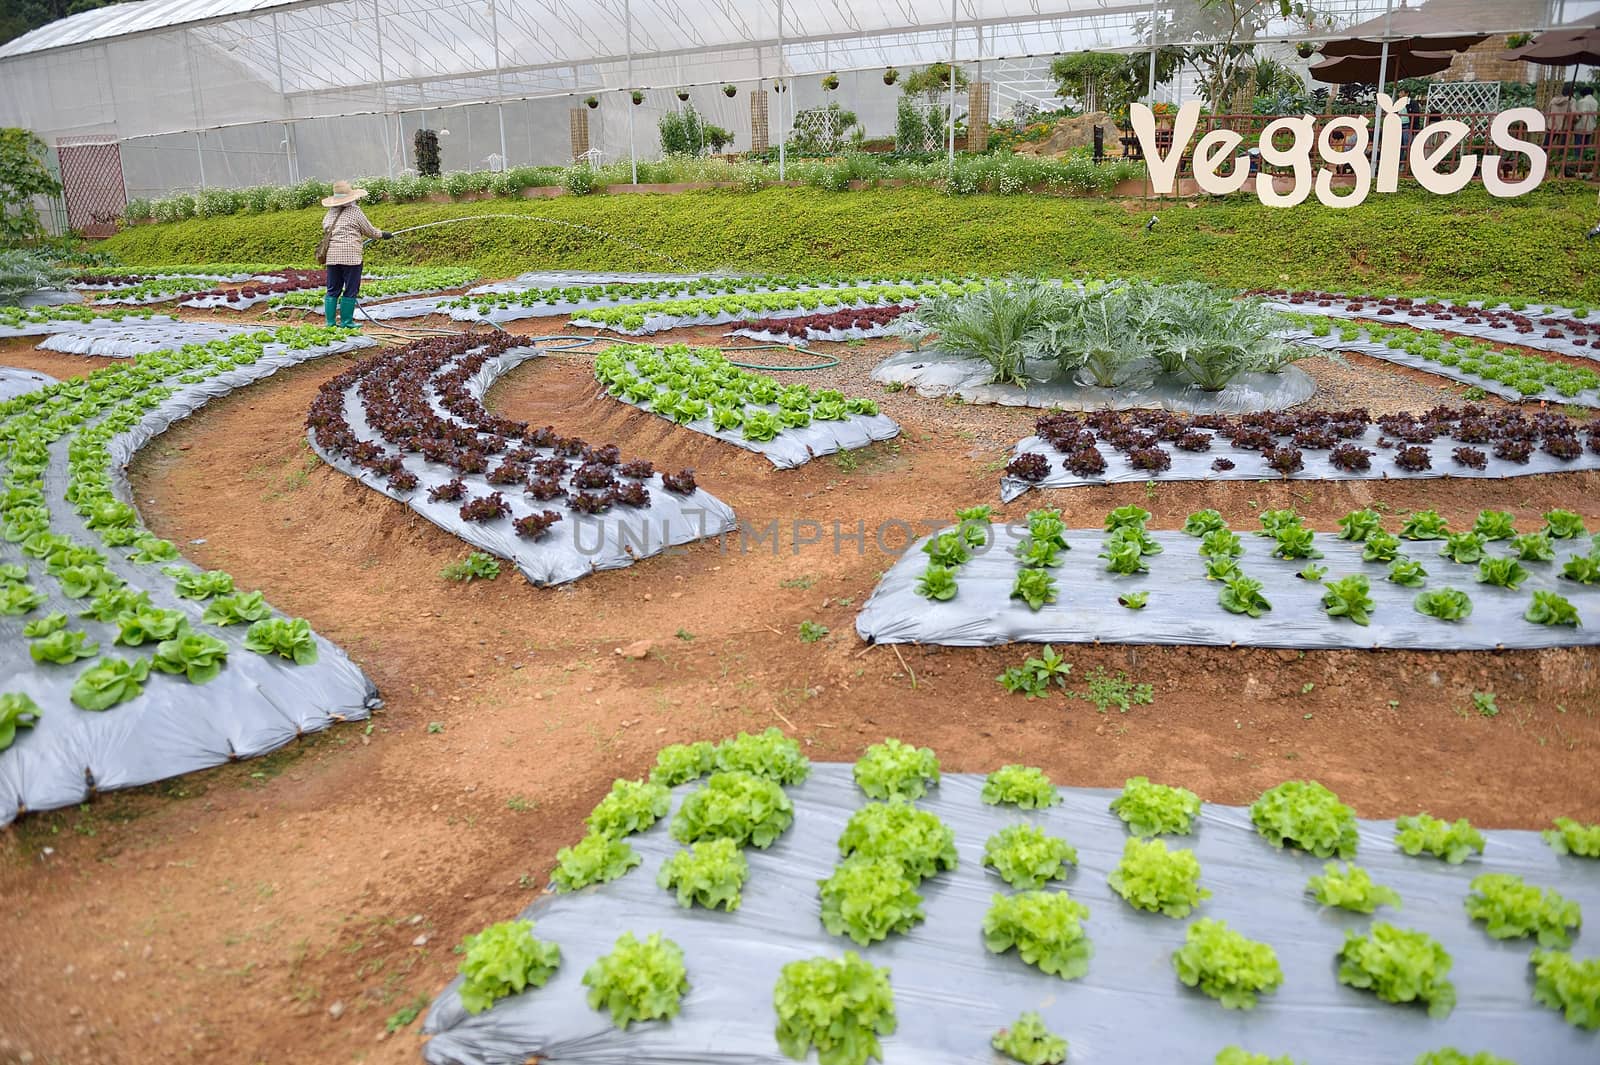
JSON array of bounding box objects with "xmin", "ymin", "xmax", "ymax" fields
[
  {"xmin": 1575, "ymin": 86, "xmax": 1598, "ymax": 149},
  {"xmin": 318, "ymin": 180, "xmax": 392, "ymax": 328}
]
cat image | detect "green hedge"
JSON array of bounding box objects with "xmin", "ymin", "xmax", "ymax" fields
[{"xmin": 100, "ymin": 184, "xmax": 1600, "ymax": 303}]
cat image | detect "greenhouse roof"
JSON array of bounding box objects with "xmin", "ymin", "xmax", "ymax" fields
[{"xmin": 0, "ymin": 0, "xmax": 297, "ymax": 58}]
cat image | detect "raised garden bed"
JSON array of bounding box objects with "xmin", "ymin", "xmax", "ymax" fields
[
  {"xmin": 594, "ymin": 344, "xmax": 898, "ymax": 469},
  {"xmin": 872, "ymin": 350, "xmax": 1316, "ymax": 415},
  {"xmin": 1259, "ymin": 289, "xmax": 1600, "ymax": 364},
  {"xmin": 999, "ymin": 406, "xmax": 1600, "ymax": 501},
  {"xmin": 855, "ymin": 507, "xmax": 1600, "ymax": 651},
  {"xmin": 420, "ymin": 749, "xmax": 1599, "ymax": 1065},
  {"xmin": 1, "ymin": 326, "xmax": 380, "ymax": 826},
  {"xmin": 308, "ymin": 334, "xmax": 736, "ymax": 585},
  {"xmin": 729, "ymin": 305, "xmax": 911, "ymax": 346}
]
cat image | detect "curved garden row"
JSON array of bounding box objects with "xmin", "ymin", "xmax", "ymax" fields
[
  {"xmin": 307, "ymin": 333, "xmax": 736, "ymax": 586},
  {"xmin": 854, "ymin": 504, "xmax": 1600, "ymax": 651},
  {"xmin": 593, "ymin": 344, "xmax": 898, "ymax": 469},
  {"xmin": 1000, "ymin": 406, "xmax": 1600, "ymax": 500},
  {"xmin": 0, "ymin": 325, "xmax": 380, "ymax": 824},
  {"xmin": 420, "ymin": 733, "xmax": 1599, "ymax": 1065},
  {"xmin": 1259, "ymin": 289, "xmax": 1600, "ymax": 363}
]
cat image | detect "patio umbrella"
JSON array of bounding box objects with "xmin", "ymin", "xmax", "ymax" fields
[
  {"xmin": 1313, "ymin": 2, "xmax": 1489, "ymax": 57},
  {"xmin": 1309, "ymin": 49, "xmax": 1458, "ymax": 85},
  {"xmin": 1319, "ymin": 33, "xmax": 1486, "ymax": 59},
  {"xmin": 1500, "ymin": 29, "xmax": 1600, "ymax": 68}
]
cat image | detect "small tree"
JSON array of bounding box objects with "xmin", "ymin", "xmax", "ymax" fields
[
  {"xmin": 659, "ymin": 104, "xmax": 706, "ymax": 156},
  {"xmin": 1050, "ymin": 53, "xmax": 1129, "ymax": 113},
  {"xmin": 0, "ymin": 128, "xmax": 62, "ymax": 245},
  {"xmin": 704, "ymin": 125, "xmax": 733, "ymax": 153},
  {"xmin": 413, "ymin": 129, "xmax": 441, "ymax": 178}
]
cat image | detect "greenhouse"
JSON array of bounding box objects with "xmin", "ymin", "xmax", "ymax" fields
[
  {"xmin": 0, "ymin": 0, "xmax": 1560, "ymax": 203},
  {"xmin": 5, "ymin": 0, "xmax": 1600, "ymax": 1064}
]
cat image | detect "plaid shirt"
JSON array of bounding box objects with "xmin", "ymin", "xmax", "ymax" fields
[{"xmin": 321, "ymin": 204, "xmax": 383, "ymax": 266}]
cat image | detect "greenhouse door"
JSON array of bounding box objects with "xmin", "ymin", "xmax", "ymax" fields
[{"xmin": 56, "ymin": 136, "xmax": 127, "ymax": 238}]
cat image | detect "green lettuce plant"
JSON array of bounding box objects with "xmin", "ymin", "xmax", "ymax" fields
[
  {"xmin": 1338, "ymin": 508, "xmax": 1384, "ymax": 541},
  {"xmin": 650, "ymin": 741, "xmax": 716, "ymax": 786},
  {"xmin": 243, "ymin": 616, "xmax": 319, "ymax": 664},
  {"xmin": 1250, "ymin": 780, "xmax": 1358, "ymax": 859},
  {"xmin": 1322, "ymin": 574, "xmax": 1375, "ymax": 625},
  {"xmin": 1110, "ymin": 776, "xmax": 1201, "ymax": 836},
  {"xmin": 1307, "ymin": 862, "xmax": 1402, "ymax": 914},
  {"xmin": 981, "ymin": 765, "xmax": 1059, "ymax": 809},
  {"xmin": 1183, "ymin": 509, "xmax": 1228, "ymax": 537},
  {"xmin": 714, "ymin": 727, "xmax": 810, "ymax": 784},
  {"xmin": 657, "ymin": 837, "xmax": 749, "ymax": 911},
  {"xmin": 991, "ymin": 1011, "xmax": 1067, "ymax": 1065},
  {"xmin": 837, "ymin": 801, "xmax": 957, "ymax": 882},
  {"xmin": 70, "ymin": 656, "xmax": 151, "ymax": 710},
  {"xmin": 672, "ymin": 771, "xmax": 794, "ymax": 849},
  {"xmin": 982, "ymin": 889, "xmax": 1093, "ymax": 980},
  {"xmin": 1526, "ymin": 590, "xmax": 1580, "ymax": 626},
  {"xmin": 983, "ymin": 823, "xmax": 1077, "ymax": 890},
  {"xmin": 1544, "ymin": 817, "xmax": 1600, "ymax": 858},
  {"xmin": 1337, "ymin": 923, "xmax": 1456, "ymax": 1017},
  {"xmin": 1465, "ymin": 873, "xmax": 1581, "ymax": 948},
  {"xmin": 151, "ymin": 631, "xmax": 229, "ymax": 683},
  {"xmin": 819, "ymin": 856, "xmax": 926, "ymax": 945},
  {"xmin": 853, "ymin": 737, "xmax": 940, "ymax": 800},
  {"xmin": 1395, "ymin": 813, "xmax": 1485, "ymax": 864},
  {"xmin": 0, "ymin": 692, "xmax": 42, "ymax": 751},
  {"xmin": 1172, "ymin": 918, "xmax": 1283, "ymax": 1009},
  {"xmin": 1011, "ymin": 568, "xmax": 1059, "ymax": 609},
  {"xmin": 1108, "ymin": 837, "xmax": 1210, "ymax": 917},
  {"xmin": 1471, "ymin": 510, "xmax": 1517, "ymax": 541},
  {"xmin": 1219, "ymin": 574, "xmax": 1270, "ymax": 617},
  {"xmin": 582, "ymin": 931, "xmax": 688, "ymax": 1029},
  {"xmin": 1529, "ymin": 948, "xmax": 1600, "ymax": 1029},
  {"xmin": 1399, "ymin": 510, "xmax": 1449, "ymax": 540},
  {"xmin": 28, "ymin": 628, "xmax": 99, "ymax": 665},
  {"xmin": 551, "ymin": 832, "xmax": 641, "ymax": 891},
  {"xmin": 773, "ymin": 952, "xmax": 896, "ymax": 1065},
  {"xmin": 1414, "ymin": 588, "xmax": 1472, "ymax": 621},
  {"xmin": 456, "ymin": 919, "xmax": 561, "ymax": 1015},
  {"xmin": 586, "ymin": 778, "xmax": 671, "ymax": 838}
]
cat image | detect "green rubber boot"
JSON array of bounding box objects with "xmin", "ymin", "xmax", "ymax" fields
[
  {"xmin": 323, "ymin": 295, "xmax": 337, "ymax": 327},
  {"xmin": 337, "ymin": 297, "xmax": 357, "ymax": 328}
]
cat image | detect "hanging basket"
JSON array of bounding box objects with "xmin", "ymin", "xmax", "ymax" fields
[
  {"xmin": 821, "ymin": 74, "xmax": 840, "ymax": 92},
  {"xmin": 1295, "ymin": 42, "xmax": 1316, "ymax": 59},
  {"xmin": 773, "ymin": 81, "xmax": 788, "ymax": 94},
  {"xmin": 722, "ymin": 84, "xmax": 737, "ymax": 98},
  {"xmin": 584, "ymin": 96, "xmax": 599, "ymax": 109},
  {"xmin": 883, "ymin": 67, "xmax": 900, "ymax": 86},
  {"xmin": 676, "ymin": 89, "xmax": 690, "ymax": 101},
  {"xmin": 631, "ymin": 90, "xmax": 645, "ymax": 105}
]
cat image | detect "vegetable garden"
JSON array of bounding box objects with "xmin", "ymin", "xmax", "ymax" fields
[
  {"xmin": 420, "ymin": 736, "xmax": 1600, "ymax": 1065},
  {"xmin": 3, "ymin": 206, "xmax": 1599, "ymax": 1065}
]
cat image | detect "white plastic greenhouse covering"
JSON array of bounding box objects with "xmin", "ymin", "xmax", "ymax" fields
[{"xmin": 0, "ymin": 0, "xmax": 1576, "ymax": 198}]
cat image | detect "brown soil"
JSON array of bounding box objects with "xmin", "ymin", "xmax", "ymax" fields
[{"xmin": 2, "ymin": 314, "xmax": 1599, "ymax": 1065}]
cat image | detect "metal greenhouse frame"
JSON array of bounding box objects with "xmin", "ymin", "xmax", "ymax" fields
[{"xmin": 0, "ymin": 0, "xmax": 1568, "ymax": 201}]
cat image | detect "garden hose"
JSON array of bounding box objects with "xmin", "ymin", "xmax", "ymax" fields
[{"xmin": 576, "ymin": 331, "xmax": 839, "ymax": 371}]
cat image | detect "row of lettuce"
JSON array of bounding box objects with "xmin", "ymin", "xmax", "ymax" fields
[
  {"xmin": 439, "ymin": 730, "xmax": 1599, "ymax": 1065},
  {"xmin": 907, "ymin": 502, "xmax": 1597, "ymax": 629},
  {"xmin": 0, "ymin": 327, "xmax": 355, "ymax": 741}
]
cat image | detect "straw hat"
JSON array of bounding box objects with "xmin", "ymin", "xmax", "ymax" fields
[{"xmin": 321, "ymin": 180, "xmax": 368, "ymax": 208}]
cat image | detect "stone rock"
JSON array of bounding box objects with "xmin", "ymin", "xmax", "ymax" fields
[
  {"xmin": 1014, "ymin": 111, "xmax": 1121, "ymax": 156},
  {"xmin": 615, "ymin": 639, "xmax": 654, "ymax": 660}
]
